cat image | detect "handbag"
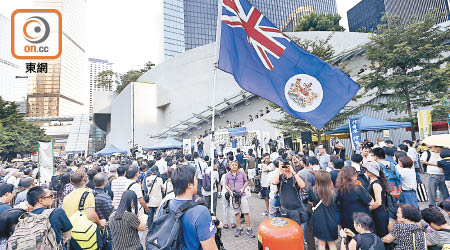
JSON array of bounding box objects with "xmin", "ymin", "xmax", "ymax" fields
[
  {"xmin": 416, "ymin": 182, "xmax": 428, "ymax": 202},
  {"xmin": 279, "ymin": 175, "xmax": 308, "ymax": 223},
  {"xmin": 69, "ymin": 191, "xmax": 98, "ymax": 250},
  {"xmin": 144, "ymin": 177, "xmax": 158, "ymax": 203}
]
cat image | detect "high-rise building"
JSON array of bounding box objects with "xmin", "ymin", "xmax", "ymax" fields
[
  {"xmin": 0, "ymin": 14, "xmax": 29, "ymax": 114},
  {"xmin": 88, "ymin": 58, "xmax": 114, "ymax": 115},
  {"xmin": 0, "ymin": 14, "xmax": 21, "ymax": 102},
  {"xmin": 347, "ymin": 0, "xmax": 450, "ymax": 32},
  {"xmin": 163, "ymin": 0, "xmax": 337, "ymax": 59},
  {"xmin": 27, "ymin": 0, "xmax": 88, "ymax": 117}
]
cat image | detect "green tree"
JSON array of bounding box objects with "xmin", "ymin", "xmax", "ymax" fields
[
  {"xmin": 96, "ymin": 70, "xmax": 118, "ymax": 91},
  {"xmin": 115, "ymin": 61, "xmax": 155, "ymax": 93},
  {"xmin": 0, "ymin": 97, "xmax": 50, "ymax": 159},
  {"xmin": 361, "ymin": 14, "xmax": 450, "ymax": 140},
  {"xmin": 295, "ymin": 13, "xmax": 344, "ymax": 32},
  {"xmin": 269, "ymin": 35, "xmax": 360, "ymax": 143}
]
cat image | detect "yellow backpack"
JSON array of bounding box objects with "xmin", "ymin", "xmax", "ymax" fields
[{"xmin": 69, "ymin": 191, "xmax": 97, "ymax": 250}]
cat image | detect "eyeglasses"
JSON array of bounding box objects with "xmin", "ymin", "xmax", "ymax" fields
[{"xmin": 40, "ymin": 193, "xmax": 54, "ymax": 200}]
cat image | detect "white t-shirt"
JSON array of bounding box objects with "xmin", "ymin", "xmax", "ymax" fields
[
  {"xmin": 270, "ymin": 152, "xmax": 279, "ymax": 162},
  {"xmin": 267, "ymin": 169, "xmax": 278, "ymax": 199},
  {"xmin": 145, "ymin": 175, "xmax": 164, "ymax": 208},
  {"xmin": 220, "ymin": 175, "xmax": 228, "ymax": 196},
  {"xmin": 156, "ymin": 159, "xmax": 168, "ymax": 175},
  {"xmin": 351, "ymin": 163, "xmax": 361, "ymax": 172},
  {"xmin": 260, "ymin": 163, "xmax": 275, "ymax": 187},
  {"xmin": 124, "ymin": 179, "xmax": 144, "ymax": 211},
  {"xmin": 202, "ymin": 167, "xmax": 219, "ymax": 196},
  {"xmin": 422, "ymin": 152, "xmax": 443, "ymax": 175},
  {"xmin": 396, "ymin": 165, "xmax": 417, "ymax": 191}
]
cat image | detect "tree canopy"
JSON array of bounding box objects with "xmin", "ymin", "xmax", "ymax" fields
[
  {"xmin": 0, "ymin": 97, "xmax": 50, "ymax": 159},
  {"xmin": 361, "ymin": 14, "xmax": 450, "ymax": 140},
  {"xmin": 115, "ymin": 61, "xmax": 155, "ymax": 93},
  {"xmin": 295, "ymin": 13, "xmax": 344, "ymax": 32}
]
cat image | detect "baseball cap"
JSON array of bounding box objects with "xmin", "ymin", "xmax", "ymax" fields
[{"xmin": 363, "ymin": 161, "xmax": 380, "ymax": 177}]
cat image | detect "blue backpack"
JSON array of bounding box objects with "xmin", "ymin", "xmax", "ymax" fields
[{"xmin": 379, "ymin": 161, "xmax": 402, "ymax": 198}]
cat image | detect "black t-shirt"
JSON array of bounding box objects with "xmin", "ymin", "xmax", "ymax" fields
[
  {"xmin": 197, "ymin": 141, "xmax": 204, "ymax": 150},
  {"xmin": 278, "ymin": 175, "xmax": 302, "ymax": 210},
  {"xmin": 438, "ymin": 158, "xmax": 450, "ymax": 181},
  {"xmin": 355, "ymin": 233, "xmax": 384, "ymax": 250},
  {"xmin": 334, "ymin": 147, "xmax": 346, "ymax": 160},
  {"xmin": 330, "ymin": 170, "xmax": 340, "ymax": 186}
]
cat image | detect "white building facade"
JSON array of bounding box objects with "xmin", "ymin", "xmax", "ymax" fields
[{"xmin": 88, "ymin": 58, "xmax": 114, "ymax": 115}]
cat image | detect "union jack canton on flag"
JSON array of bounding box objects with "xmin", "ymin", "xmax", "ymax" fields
[{"xmin": 217, "ymin": 0, "xmax": 360, "ymax": 129}]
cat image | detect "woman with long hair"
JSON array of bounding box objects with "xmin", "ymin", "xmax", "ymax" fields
[
  {"xmin": 336, "ymin": 166, "xmax": 372, "ymax": 234},
  {"xmin": 109, "ymin": 190, "xmax": 146, "ymax": 250},
  {"xmin": 363, "ymin": 162, "xmax": 389, "ymax": 238},
  {"xmin": 58, "ymin": 172, "xmax": 74, "ymax": 207},
  {"xmin": 309, "ymin": 170, "xmax": 338, "ymax": 250}
]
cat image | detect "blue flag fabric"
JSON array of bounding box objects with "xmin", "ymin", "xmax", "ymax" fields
[
  {"xmin": 348, "ymin": 118, "xmax": 362, "ymax": 152},
  {"xmin": 218, "ymin": 0, "xmax": 360, "ymax": 129}
]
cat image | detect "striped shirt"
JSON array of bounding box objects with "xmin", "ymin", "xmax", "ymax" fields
[
  {"xmin": 111, "ymin": 176, "xmax": 129, "ymax": 209},
  {"xmin": 109, "ymin": 211, "xmax": 142, "ymax": 250},
  {"xmin": 93, "ymin": 188, "xmax": 114, "ymax": 220}
]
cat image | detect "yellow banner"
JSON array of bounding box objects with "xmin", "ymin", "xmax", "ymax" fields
[{"xmin": 418, "ymin": 110, "xmax": 432, "ymax": 139}]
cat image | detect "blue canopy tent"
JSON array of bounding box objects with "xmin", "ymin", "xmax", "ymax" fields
[
  {"xmin": 143, "ymin": 137, "xmax": 183, "ymax": 150},
  {"xmin": 325, "ymin": 114, "xmax": 411, "ymax": 135},
  {"xmin": 95, "ymin": 144, "xmax": 127, "ymax": 156}
]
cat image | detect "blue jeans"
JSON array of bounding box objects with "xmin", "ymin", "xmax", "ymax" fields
[
  {"xmin": 197, "ymin": 178, "xmax": 203, "ymax": 197},
  {"xmin": 147, "ymin": 207, "xmax": 157, "ymax": 228},
  {"xmin": 399, "ymin": 190, "xmax": 419, "ymax": 208},
  {"xmin": 428, "ymin": 174, "xmax": 450, "ymax": 207}
]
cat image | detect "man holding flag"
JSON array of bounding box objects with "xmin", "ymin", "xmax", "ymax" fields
[{"xmin": 217, "ymin": 0, "xmax": 360, "ymax": 129}]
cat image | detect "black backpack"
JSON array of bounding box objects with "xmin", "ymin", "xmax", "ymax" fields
[
  {"xmin": 217, "ymin": 159, "xmax": 227, "ymax": 175},
  {"xmin": 146, "ymin": 200, "xmax": 198, "ymax": 250}
]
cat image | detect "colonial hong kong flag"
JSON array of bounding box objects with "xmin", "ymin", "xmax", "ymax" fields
[{"xmin": 218, "ymin": 0, "xmax": 360, "ymax": 129}]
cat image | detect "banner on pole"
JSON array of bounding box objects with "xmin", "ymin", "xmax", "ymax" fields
[
  {"xmin": 417, "ymin": 110, "xmax": 432, "ymax": 139},
  {"xmin": 183, "ymin": 139, "xmax": 191, "ymax": 155},
  {"xmin": 38, "ymin": 141, "xmax": 54, "ymax": 186},
  {"xmin": 348, "ymin": 118, "xmax": 362, "ymax": 152}
]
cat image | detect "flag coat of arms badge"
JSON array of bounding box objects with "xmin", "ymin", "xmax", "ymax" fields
[{"xmin": 218, "ymin": 0, "xmax": 360, "ymax": 129}]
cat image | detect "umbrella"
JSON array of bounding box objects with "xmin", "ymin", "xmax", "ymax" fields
[
  {"xmin": 423, "ymin": 134, "xmax": 450, "ymax": 148},
  {"xmin": 112, "ymin": 152, "xmax": 124, "ymax": 156}
]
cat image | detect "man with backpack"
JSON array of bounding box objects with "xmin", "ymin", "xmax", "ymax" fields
[
  {"xmin": 24, "ymin": 186, "xmax": 72, "ymax": 249},
  {"xmin": 350, "ymin": 154, "xmax": 370, "ymax": 190},
  {"xmin": 145, "ymin": 165, "xmax": 164, "ymax": 228},
  {"xmin": 202, "ymin": 160, "xmax": 220, "ymax": 214},
  {"xmin": 149, "ymin": 165, "xmax": 218, "ymax": 250},
  {"xmin": 372, "ymin": 148, "xmax": 402, "ymax": 199},
  {"xmin": 62, "ymin": 171, "xmax": 106, "ymax": 250},
  {"xmin": 194, "ymin": 153, "xmax": 208, "ymax": 198},
  {"xmin": 217, "ymin": 154, "xmax": 228, "ymax": 197}
]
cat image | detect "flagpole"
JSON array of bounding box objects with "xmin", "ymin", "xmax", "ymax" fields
[{"xmin": 210, "ymin": 0, "xmax": 223, "ymax": 214}]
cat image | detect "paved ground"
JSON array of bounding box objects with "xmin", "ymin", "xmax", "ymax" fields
[{"xmin": 216, "ymin": 193, "xmax": 266, "ymax": 250}]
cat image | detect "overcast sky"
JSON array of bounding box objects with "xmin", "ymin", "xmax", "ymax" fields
[{"xmin": 1, "ymin": 0, "xmax": 361, "ymax": 73}]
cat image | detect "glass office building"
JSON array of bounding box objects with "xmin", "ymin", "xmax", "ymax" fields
[
  {"xmin": 163, "ymin": 0, "xmax": 337, "ymax": 59},
  {"xmin": 28, "ymin": 0, "xmax": 88, "ymax": 117},
  {"xmin": 348, "ymin": 0, "xmax": 450, "ymax": 32}
]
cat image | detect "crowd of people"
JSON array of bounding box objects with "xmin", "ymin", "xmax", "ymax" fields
[{"xmin": 0, "ymin": 137, "xmax": 449, "ymax": 250}]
